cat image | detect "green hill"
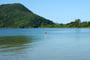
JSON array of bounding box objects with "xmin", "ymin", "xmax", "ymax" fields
[{"xmin": 0, "ymin": 3, "xmax": 54, "ymax": 28}]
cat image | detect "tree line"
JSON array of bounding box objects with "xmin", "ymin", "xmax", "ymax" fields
[{"xmin": 40, "ymin": 19, "xmax": 90, "ymax": 28}]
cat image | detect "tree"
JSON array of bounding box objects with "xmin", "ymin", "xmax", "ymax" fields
[{"xmin": 74, "ymin": 19, "xmax": 81, "ymax": 27}]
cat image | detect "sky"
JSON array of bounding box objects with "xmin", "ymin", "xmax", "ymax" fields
[{"xmin": 0, "ymin": 0, "xmax": 90, "ymax": 23}]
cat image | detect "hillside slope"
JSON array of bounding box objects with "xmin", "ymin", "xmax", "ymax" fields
[{"xmin": 0, "ymin": 3, "xmax": 54, "ymax": 28}]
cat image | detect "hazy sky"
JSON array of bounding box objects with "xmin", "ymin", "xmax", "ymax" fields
[{"xmin": 0, "ymin": 0, "xmax": 90, "ymax": 23}]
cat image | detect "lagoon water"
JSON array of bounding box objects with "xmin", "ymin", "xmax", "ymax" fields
[{"xmin": 0, "ymin": 28, "xmax": 90, "ymax": 60}]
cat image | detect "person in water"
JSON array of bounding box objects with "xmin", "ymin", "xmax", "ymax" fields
[{"xmin": 45, "ymin": 32, "xmax": 47, "ymax": 34}]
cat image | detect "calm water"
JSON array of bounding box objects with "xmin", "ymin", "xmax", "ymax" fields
[{"xmin": 0, "ymin": 28, "xmax": 90, "ymax": 60}]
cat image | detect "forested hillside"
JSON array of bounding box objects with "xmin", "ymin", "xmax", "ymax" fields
[{"xmin": 0, "ymin": 3, "xmax": 54, "ymax": 28}]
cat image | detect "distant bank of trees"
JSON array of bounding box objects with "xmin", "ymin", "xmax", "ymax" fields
[{"xmin": 40, "ymin": 19, "xmax": 90, "ymax": 28}]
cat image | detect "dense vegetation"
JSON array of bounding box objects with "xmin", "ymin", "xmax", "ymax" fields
[
  {"xmin": 41, "ymin": 19, "xmax": 90, "ymax": 28},
  {"xmin": 0, "ymin": 3, "xmax": 54, "ymax": 28},
  {"xmin": 0, "ymin": 3, "xmax": 90, "ymax": 28}
]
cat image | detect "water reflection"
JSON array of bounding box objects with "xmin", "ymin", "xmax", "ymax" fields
[{"xmin": 0, "ymin": 36, "xmax": 32, "ymax": 52}]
